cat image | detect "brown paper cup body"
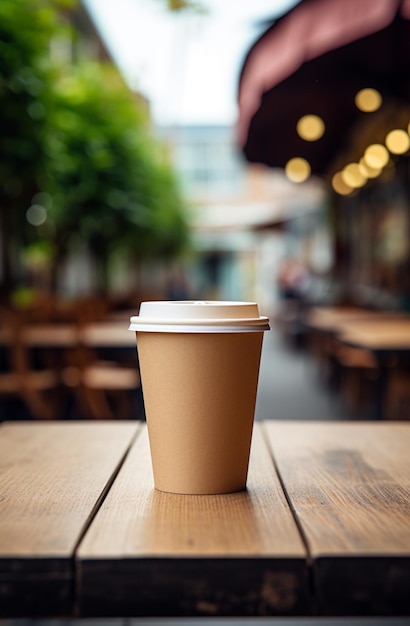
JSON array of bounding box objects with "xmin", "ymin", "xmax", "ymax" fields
[{"xmin": 136, "ymin": 331, "xmax": 263, "ymax": 495}]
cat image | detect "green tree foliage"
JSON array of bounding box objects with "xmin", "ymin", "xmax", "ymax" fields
[
  {"xmin": 0, "ymin": 0, "xmax": 62, "ymax": 296},
  {"xmin": 0, "ymin": 0, "xmax": 191, "ymax": 298},
  {"xmin": 40, "ymin": 62, "xmax": 190, "ymax": 290}
]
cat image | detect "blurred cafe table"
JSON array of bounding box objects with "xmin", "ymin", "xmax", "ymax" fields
[
  {"xmin": 80, "ymin": 320, "xmax": 137, "ymax": 349},
  {"xmin": 1, "ymin": 420, "xmax": 409, "ymax": 619},
  {"xmin": 303, "ymin": 306, "xmax": 390, "ymax": 369},
  {"xmin": 0, "ymin": 320, "xmax": 136, "ymax": 359},
  {"xmin": 0, "ymin": 320, "xmax": 138, "ymax": 419},
  {"xmin": 0, "ymin": 320, "xmax": 136, "ymax": 351},
  {"xmin": 305, "ymin": 307, "xmax": 410, "ymax": 418},
  {"xmin": 21, "ymin": 320, "xmax": 136, "ymax": 350},
  {"xmin": 305, "ymin": 306, "xmax": 407, "ymax": 336},
  {"xmin": 0, "ymin": 323, "xmax": 77, "ymax": 350},
  {"xmin": 340, "ymin": 318, "xmax": 410, "ymax": 352},
  {"xmin": 339, "ymin": 318, "xmax": 410, "ymax": 420}
]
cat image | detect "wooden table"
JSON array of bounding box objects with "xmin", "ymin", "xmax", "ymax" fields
[
  {"xmin": 305, "ymin": 306, "xmax": 380, "ymax": 330},
  {"xmin": 23, "ymin": 321, "xmax": 136, "ymax": 350},
  {"xmin": 1, "ymin": 420, "xmax": 409, "ymax": 619},
  {"xmin": 0, "ymin": 321, "xmax": 139, "ymax": 420},
  {"xmin": 305, "ymin": 306, "xmax": 408, "ymax": 337},
  {"xmin": 303, "ymin": 307, "xmax": 376, "ymax": 376},
  {"xmin": 0, "ymin": 321, "xmax": 136, "ymax": 349},
  {"xmin": 340, "ymin": 319, "xmax": 410, "ymax": 420},
  {"xmin": 340, "ymin": 319, "xmax": 410, "ymax": 352},
  {"xmin": 0, "ymin": 320, "xmax": 137, "ymax": 373},
  {"xmin": 305, "ymin": 309, "xmax": 410, "ymax": 419}
]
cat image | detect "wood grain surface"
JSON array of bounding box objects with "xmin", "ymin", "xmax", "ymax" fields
[
  {"xmin": 0, "ymin": 421, "xmax": 139, "ymax": 617},
  {"xmin": 77, "ymin": 423, "xmax": 308, "ymax": 617},
  {"xmin": 2, "ymin": 420, "xmax": 409, "ymax": 619},
  {"xmin": 264, "ymin": 421, "xmax": 410, "ymax": 616}
]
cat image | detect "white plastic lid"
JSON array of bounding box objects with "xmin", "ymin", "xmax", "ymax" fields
[{"xmin": 129, "ymin": 301, "xmax": 270, "ymax": 333}]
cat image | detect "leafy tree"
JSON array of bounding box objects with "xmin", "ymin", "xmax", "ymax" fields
[
  {"xmin": 36, "ymin": 62, "xmax": 190, "ymax": 292},
  {"xmin": 0, "ymin": 0, "xmax": 191, "ymax": 298},
  {"xmin": 0, "ymin": 0, "xmax": 67, "ymax": 299}
]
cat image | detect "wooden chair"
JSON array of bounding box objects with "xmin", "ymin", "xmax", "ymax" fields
[
  {"xmin": 0, "ymin": 307, "xmax": 63, "ymax": 420},
  {"xmin": 386, "ymin": 367, "xmax": 410, "ymax": 420},
  {"xmin": 306, "ymin": 328, "xmax": 337, "ymax": 382},
  {"xmin": 334, "ymin": 344, "xmax": 379, "ymax": 415},
  {"xmin": 62, "ymin": 332, "xmax": 142, "ymax": 420}
]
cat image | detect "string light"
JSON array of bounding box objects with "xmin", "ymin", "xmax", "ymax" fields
[
  {"xmin": 363, "ymin": 144, "xmax": 389, "ymax": 168},
  {"xmin": 355, "ymin": 88, "xmax": 382, "ymax": 112},
  {"xmin": 331, "ymin": 172, "xmax": 354, "ymax": 195},
  {"xmin": 359, "ymin": 158, "xmax": 381, "ymax": 179},
  {"xmin": 385, "ymin": 129, "xmax": 410, "ymax": 154},
  {"xmin": 341, "ymin": 163, "xmax": 367, "ymax": 188},
  {"xmin": 285, "ymin": 157, "xmax": 311, "ymax": 183},
  {"xmin": 296, "ymin": 115, "xmax": 325, "ymax": 141}
]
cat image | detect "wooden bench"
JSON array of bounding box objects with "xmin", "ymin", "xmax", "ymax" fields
[{"xmin": 0, "ymin": 420, "xmax": 409, "ymax": 618}]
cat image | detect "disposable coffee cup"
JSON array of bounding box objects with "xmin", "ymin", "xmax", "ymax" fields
[{"xmin": 129, "ymin": 301, "xmax": 270, "ymax": 495}]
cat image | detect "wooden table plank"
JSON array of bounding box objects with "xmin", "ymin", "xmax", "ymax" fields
[
  {"xmin": 77, "ymin": 423, "xmax": 309, "ymax": 617},
  {"xmin": 264, "ymin": 421, "xmax": 410, "ymax": 616},
  {"xmin": 305, "ymin": 306, "xmax": 381, "ymax": 331},
  {"xmin": 0, "ymin": 421, "xmax": 139, "ymax": 618},
  {"xmin": 80, "ymin": 322, "xmax": 137, "ymax": 348},
  {"xmin": 340, "ymin": 319, "xmax": 410, "ymax": 351},
  {"xmin": 0, "ymin": 322, "xmax": 136, "ymax": 349},
  {"xmin": 22, "ymin": 324, "xmax": 78, "ymax": 347}
]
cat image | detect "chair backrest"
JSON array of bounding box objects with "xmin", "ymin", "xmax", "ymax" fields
[{"xmin": 0, "ymin": 306, "xmax": 61, "ymax": 419}]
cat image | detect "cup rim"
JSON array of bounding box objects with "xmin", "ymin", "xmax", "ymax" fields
[{"xmin": 129, "ymin": 300, "xmax": 270, "ymax": 333}]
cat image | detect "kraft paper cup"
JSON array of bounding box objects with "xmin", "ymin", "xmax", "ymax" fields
[{"xmin": 129, "ymin": 301, "xmax": 270, "ymax": 495}]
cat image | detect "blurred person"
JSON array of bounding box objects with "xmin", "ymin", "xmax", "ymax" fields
[
  {"xmin": 277, "ymin": 256, "xmax": 310, "ymax": 304},
  {"xmin": 276, "ymin": 256, "xmax": 311, "ymax": 348}
]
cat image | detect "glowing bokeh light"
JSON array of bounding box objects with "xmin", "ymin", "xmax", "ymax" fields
[
  {"xmin": 26, "ymin": 205, "xmax": 47, "ymax": 226},
  {"xmin": 385, "ymin": 129, "xmax": 410, "ymax": 154},
  {"xmin": 359, "ymin": 158, "xmax": 381, "ymax": 179},
  {"xmin": 296, "ymin": 115, "xmax": 325, "ymax": 141},
  {"xmin": 285, "ymin": 157, "xmax": 311, "ymax": 183},
  {"xmin": 363, "ymin": 144, "xmax": 389, "ymax": 168},
  {"xmin": 332, "ymin": 172, "xmax": 353, "ymax": 195},
  {"xmin": 354, "ymin": 88, "xmax": 382, "ymax": 112},
  {"xmin": 341, "ymin": 163, "xmax": 366, "ymax": 188}
]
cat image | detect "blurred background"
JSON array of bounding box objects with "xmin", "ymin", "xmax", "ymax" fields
[{"xmin": 1, "ymin": 0, "xmax": 409, "ymax": 422}]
